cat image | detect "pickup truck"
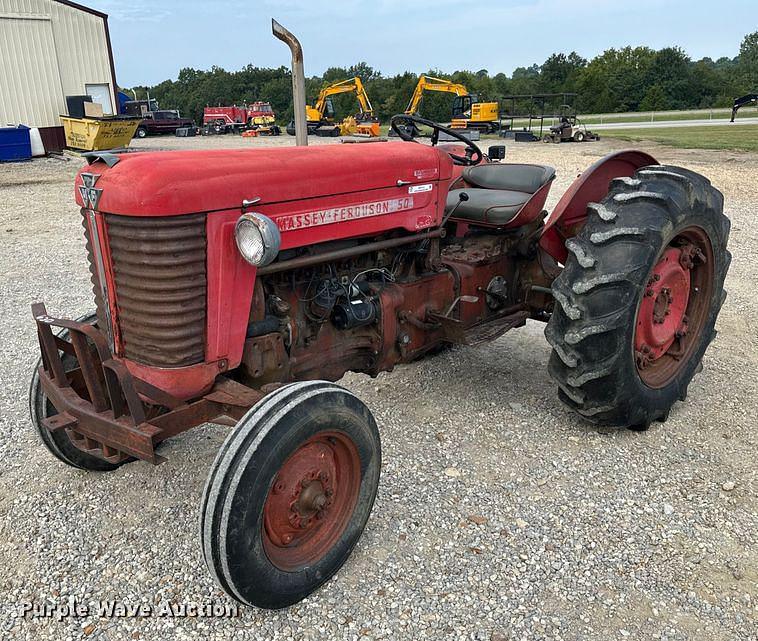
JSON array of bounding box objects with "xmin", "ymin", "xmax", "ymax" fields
[{"xmin": 134, "ymin": 110, "xmax": 195, "ymax": 138}]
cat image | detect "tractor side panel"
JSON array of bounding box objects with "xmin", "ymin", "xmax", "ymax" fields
[
  {"xmin": 71, "ymin": 144, "xmax": 455, "ymax": 400},
  {"xmin": 206, "ymin": 211, "xmax": 257, "ymax": 368},
  {"xmin": 259, "ymin": 184, "xmax": 442, "ymax": 249}
]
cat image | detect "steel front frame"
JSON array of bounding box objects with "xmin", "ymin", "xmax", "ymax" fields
[{"xmin": 32, "ymin": 302, "xmax": 262, "ymax": 465}]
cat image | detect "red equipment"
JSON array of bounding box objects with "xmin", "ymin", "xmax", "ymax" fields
[
  {"xmin": 30, "ymin": 115, "xmax": 730, "ymax": 610},
  {"xmin": 203, "ymin": 105, "xmax": 248, "ymax": 129},
  {"xmin": 202, "ymin": 101, "xmax": 279, "ymax": 134},
  {"xmin": 248, "ymin": 100, "xmax": 275, "ymax": 119}
]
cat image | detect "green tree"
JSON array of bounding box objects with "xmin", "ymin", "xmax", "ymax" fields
[
  {"xmin": 540, "ymin": 52, "xmax": 587, "ymax": 93},
  {"xmin": 737, "ymin": 31, "xmax": 758, "ymax": 91},
  {"xmin": 640, "ymin": 84, "xmax": 667, "ymax": 111},
  {"xmin": 125, "ymin": 31, "xmax": 753, "ymax": 124}
]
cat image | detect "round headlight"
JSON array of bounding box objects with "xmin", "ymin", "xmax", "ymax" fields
[{"xmin": 235, "ymin": 213, "xmax": 281, "ymax": 267}]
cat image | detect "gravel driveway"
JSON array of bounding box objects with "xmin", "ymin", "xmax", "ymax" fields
[{"xmin": 0, "ymin": 134, "xmax": 755, "ymax": 641}]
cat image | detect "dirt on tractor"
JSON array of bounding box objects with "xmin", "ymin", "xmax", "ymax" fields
[{"xmin": 0, "ymin": 135, "xmax": 756, "ymax": 640}]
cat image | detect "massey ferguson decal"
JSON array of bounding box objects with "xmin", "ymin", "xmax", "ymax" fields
[
  {"xmin": 78, "ymin": 173, "xmax": 103, "ymax": 210},
  {"xmin": 413, "ymin": 168, "xmax": 438, "ymax": 180},
  {"xmin": 276, "ymin": 197, "xmax": 415, "ymax": 232}
]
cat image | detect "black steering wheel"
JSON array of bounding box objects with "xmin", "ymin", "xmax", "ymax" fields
[{"xmin": 390, "ymin": 114, "xmax": 483, "ymax": 166}]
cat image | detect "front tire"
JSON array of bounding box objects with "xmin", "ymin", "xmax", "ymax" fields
[
  {"xmin": 546, "ymin": 165, "xmax": 730, "ymax": 429},
  {"xmin": 135, "ymin": 127, "xmax": 147, "ymax": 139},
  {"xmin": 200, "ymin": 381, "xmax": 381, "ymax": 609},
  {"xmin": 29, "ymin": 313, "xmax": 123, "ymax": 471}
]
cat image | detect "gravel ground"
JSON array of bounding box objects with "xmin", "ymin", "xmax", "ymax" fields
[{"xmin": 0, "ymin": 134, "xmax": 755, "ymax": 641}]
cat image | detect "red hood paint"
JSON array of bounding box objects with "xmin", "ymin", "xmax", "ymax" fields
[
  {"xmin": 75, "ymin": 142, "xmax": 455, "ymax": 398},
  {"xmin": 75, "ymin": 142, "xmax": 453, "ymax": 216}
]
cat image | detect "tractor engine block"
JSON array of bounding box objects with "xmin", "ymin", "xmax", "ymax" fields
[{"xmin": 237, "ymin": 230, "xmax": 544, "ymax": 389}]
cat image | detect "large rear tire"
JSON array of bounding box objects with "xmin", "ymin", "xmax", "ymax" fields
[
  {"xmin": 200, "ymin": 381, "xmax": 381, "ymax": 609},
  {"xmin": 546, "ymin": 165, "xmax": 730, "ymax": 429},
  {"xmin": 29, "ymin": 313, "xmax": 123, "ymax": 471}
]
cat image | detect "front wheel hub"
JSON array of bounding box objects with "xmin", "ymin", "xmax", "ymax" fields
[{"xmin": 262, "ymin": 431, "xmax": 361, "ymax": 571}]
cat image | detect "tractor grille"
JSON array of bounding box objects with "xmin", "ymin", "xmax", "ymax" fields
[
  {"xmin": 103, "ymin": 213, "xmax": 207, "ymax": 368},
  {"xmin": 81, "ymin": 213, "xmax": 110, "ymax": 335}
]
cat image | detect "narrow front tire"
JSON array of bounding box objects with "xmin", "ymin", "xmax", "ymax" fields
[{"xmin": 200, "ymin": 381, "xmax": 381, "ymax": 609}]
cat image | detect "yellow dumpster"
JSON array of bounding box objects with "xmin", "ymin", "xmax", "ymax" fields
[{"xmin": 60, "ymin": 116, "xmax": 141, "ymax": 151}]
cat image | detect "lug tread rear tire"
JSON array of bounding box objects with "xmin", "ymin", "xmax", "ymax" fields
[{"xmin": 545, "ymin": 165, "xmax": 730, "ymax": 428}]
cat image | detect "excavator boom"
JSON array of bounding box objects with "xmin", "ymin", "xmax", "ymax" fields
[
  {"xmin": 404, "ymin": 75, "xmax": 468, "ymax": 115},
  {"xmin": 403, "ymin": 74, "xmax": 499, "ymax": 133},
  {"xmin": 288, "ymin": 76, "xmax": 379, "ymax": 138},
  {"xmin": 313, "ymin": 77, "xmax": 374, "ymax": 118}
]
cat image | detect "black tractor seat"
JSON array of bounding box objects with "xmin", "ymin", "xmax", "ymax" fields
[{"xmin": 446, "ymin": 163, "xmax": 556, "ymax": 226}]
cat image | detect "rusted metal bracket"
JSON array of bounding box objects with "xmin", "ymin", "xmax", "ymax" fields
[
  {"xmin": 428, "ymin": 304, "xmax": 529, "ymax": 346},
  {"xmin": 32, "ymin": 304, "xmax": 264, "ymax": 465},
  {"xmin": 425, "ymin": 312, "xmax": 467, "ymax": 344}
]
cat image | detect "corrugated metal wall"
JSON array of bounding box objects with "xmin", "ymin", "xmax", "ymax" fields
[{"xmin": 0, "ymin": 0, "xmax": 114, "ymax": 128}]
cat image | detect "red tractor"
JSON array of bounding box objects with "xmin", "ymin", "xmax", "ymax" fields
[{"xmin": 30, "ymin": 113, "xmax": 730, "ymax": 609}]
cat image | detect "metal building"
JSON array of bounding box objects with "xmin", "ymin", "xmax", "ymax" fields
[{"xmin": 0, "ymin": 0, "xmax": 117, "ymax": 151}]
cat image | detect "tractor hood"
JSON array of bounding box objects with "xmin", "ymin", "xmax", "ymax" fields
[{"xmin": 75, "ymin": 143, "xmax": 453, "ymax": 216}]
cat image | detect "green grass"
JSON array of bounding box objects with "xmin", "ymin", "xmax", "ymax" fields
[
  {"xmin": 374, "ymin": 107, "xmax": 757, "ymax": 136},
  {"xmin": 507, "ymin": 108, "xmax": 756, "ymax": 128},
  {"xmin": 376, "ymin": 120, "xmax": 758, "ymax": 152},
  {"xmin": 575, "ymin": 109, "xmax": 754, "ymax": 126},
  {"xmin": 601, "ymin": 125, "xmax": 758, "ymax": 152}
]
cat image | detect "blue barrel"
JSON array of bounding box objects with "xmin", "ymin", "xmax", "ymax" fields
[{"xmin": 0, "ymin": 125, "xmax": 32, "ymax": 161}]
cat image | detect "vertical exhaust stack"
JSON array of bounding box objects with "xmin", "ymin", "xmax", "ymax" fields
[{"xmin": 272, "ymin": 19, "xmax": 308, "ymax": 147}]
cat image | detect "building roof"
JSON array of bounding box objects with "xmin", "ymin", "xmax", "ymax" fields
[{"xmin": 52, "ymin": 0, "xmax": 108, "ymax": 20}]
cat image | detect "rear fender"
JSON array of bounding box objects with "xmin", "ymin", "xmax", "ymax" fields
[{"xmin": 539, "ymin": 150, "xmax": 657, "ymax": 263}]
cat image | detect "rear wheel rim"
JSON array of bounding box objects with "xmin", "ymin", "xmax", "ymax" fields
[
  {"xmin": 634, "ymin": 226, "xmax": 714, "ymax": 388},
  {"xmin": 262, "ymin": 430, "xmax": 361, "ymax": 572}
]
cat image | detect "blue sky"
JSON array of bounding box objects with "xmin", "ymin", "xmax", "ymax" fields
[{"xmin": 86, "ymin": 0, "xmax": 755, "ymax": 87}]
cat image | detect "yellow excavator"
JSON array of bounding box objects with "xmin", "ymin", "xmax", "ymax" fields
[
  {"xmin": 286, "ymin": 77, "xmax": 380, "ymax": 137},
  {"xmin": 402, "ymin": 74, "xmax": 499, "ymax": 134}
]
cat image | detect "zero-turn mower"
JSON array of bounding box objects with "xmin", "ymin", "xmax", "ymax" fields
[{"xmin": 542, "ymin": 114, "xmax": 599, "ymax": 143}]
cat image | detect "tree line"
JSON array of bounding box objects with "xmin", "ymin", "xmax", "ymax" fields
[{"xmin": 128, "ymin": 31, "xmax": 757, "ymax": 125}]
